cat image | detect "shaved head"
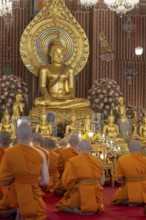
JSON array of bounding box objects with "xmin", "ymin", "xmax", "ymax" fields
[
  {"xmin": 32, "ymin": 132, "xmax": 43, "ymax": 146},
  {"xmin": 16, "ymin": 123, "xmax": 32, "ymax": 143},
  {"xmin": 0, "ymin": 132, "xmax": 11, "ymax": 147},
  {"xmin": 69, "ymin": 134, "xmax": 80, "ymax": 147},
  {"xmin": 128, "ymin": 140, "xmax": 141, "ymax": 153},
  {"xmin": 59, "ymin": 138, "xmax": 68, "ymax": 147},
  {"xmin": 79, "ymin": 139, "xmax": 92, "ymax": 153}
]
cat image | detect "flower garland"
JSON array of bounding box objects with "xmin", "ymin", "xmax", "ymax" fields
[{"xmin": 88, "ymin": 78, "xmax": 122, "ymax": 119}]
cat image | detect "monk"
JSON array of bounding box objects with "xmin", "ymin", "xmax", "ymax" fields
[
  {"xmin": 44, "ymin": 138, "xmax": 59, "ymax": 192},
  {"xmin": 0, "ymin": 132, "xmax": 11, "ymax": 162},
  {"xmin": 54, "ymin": 134, "xmax": 79, "ymax": 196},
  {"xmin": 54, "ymin": 138, "xmax": 68, "ymax": 154},
  {"xmin": 0, "ymin": 123, "xmax": 49, "ymax": 219},
  {"xmin": 56, "ymin": 139, "xmax": 105, "ymax": 215},
  {"xmin": 32, "ymin": 132, "xmax": 49, "ymax": 161},
  {"xmin": 112, "ymin": 140, "xmax": 146, "ymax": 214}
]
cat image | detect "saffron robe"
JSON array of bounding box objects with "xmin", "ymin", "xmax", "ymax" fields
[
  {"xmin": 56, "ymin": 153, "xmax": 104, "ymax": 213},
  {"xmin": 55, "ymin": 147, "xmax": 78, "ymax": 192},
  {"xmin": 0, "ymin": 144, "xmax": 46, "ymax": 220},
  {"xmin": 0, "ymin": 148, "xmax": 4, "ymax": 163},
  {"xmin": 48, "ymin": 151, "xmax": 59, "ymax": 192},
  {"xmin": 112, "ymin": 153, "xmax": 146, "ymax": 204}
]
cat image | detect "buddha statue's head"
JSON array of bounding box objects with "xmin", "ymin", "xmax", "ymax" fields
[
  {"xmin": 3, "ymin": 109, "xmax": 10, "ymax": 122},
  {"xmin": 108, "ymin": 110, "xmax": 115, "ymax": 124},
  {"xmin": 49, "ymin": 33, "xmax": 65, "ymax": 64},
  {"xmin": 40, "ymin": 111, "xmax": 47, "ymax": 122},
  {"xmin": 117, "ymin": 96, "xmax": 124, "ymax": 104},
  {"xmin": 71, "ymin": 115, "xmax": 76, "ymax": 124},
  {"xmin": 16, "ymin": 93, "xmax": 22, "ymax": 102}
]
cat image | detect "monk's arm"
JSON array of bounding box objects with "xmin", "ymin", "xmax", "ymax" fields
[
  {"xmin": 62, "ymin": 161, "xmax": 77, "ymax": 189},
  {"xmin": 57, "ymin": 155, "xmax": 65, "ymax": 175},
  {"xmin": 114, "ymin": 160, "xmax": 124, "ymax": 183},
  {"xmin": 0, "ymin": 154, "xmax": 13, "ymax": 185},
  {"xmin": 99, "ymin": 169, "xmax": 105, "ymax": 186},
  {"xmin": 35, "ymin": 149, "xmax": 49, "ymax": 186}
]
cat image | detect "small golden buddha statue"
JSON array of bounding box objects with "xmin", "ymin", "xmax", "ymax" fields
[
  {"xmin": 116, "ymin": 96, "xmax": 128, "ymax": 122},
  {"xmin": 85, "ymin": 114, "xmax": 91, "ymax": 132},
  {"xmin": 12, "ymin": 93, "xmax": 24, "ymax": 121},
  {"xmin": 132, "ymin": 111, "xmax": 138, "ymax": 136},
  {"xmin": 65, "ymin": 115, "xmax": 77, "ymax": 138},
  {"xmin": 103, "ymin": 110, "xmax": 119, "ymax": 139},
  {"xmin": 35, "ymin": 111, "xmax": 52, "ymax": 137},
  {"xmin": 35, "ymin": 34, "xmax": 90, "ymax": 109},
  {"xmin": 1, "ymin": 109, "xmax": 14, "ymax": 135},
  {"xmin": 77, "ymin": 120, "xmax": 85, "ymax": 136},
  {"xmin": 139, "ymin": 115, "xmax": 146, "ymax": 141}
]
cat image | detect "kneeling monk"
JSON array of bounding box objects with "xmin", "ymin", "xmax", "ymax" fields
[
  {"xmin": 0, "ymin": 123, "xmax": 49, "ymax": 219},
  {"xmin": 56, "ymin": 139, "xmax": 105, "ymax": 215},
  {"xmin": 112, "ymin": 140, "xmax": 146, "ymax": 215}
]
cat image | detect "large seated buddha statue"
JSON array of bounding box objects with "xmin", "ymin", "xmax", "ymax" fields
[
  {"xmin": 35, "ymin": 36, "xmax": 90, "ymax": 109},
  {"xmin": 20, "ymin": 0, "xmax": 90, "ymax": 118}
]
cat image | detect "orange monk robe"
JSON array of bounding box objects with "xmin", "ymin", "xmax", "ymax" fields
[
  {"xmin": 56, "ymin": 153, "xmax": 104, "ymax": 213},
  {"xmin": 0, "ymin": 144, "xmax": 46, "ymax": 220},
  {"xmin": 55, "ymin": 147, "xmax": 78, "ymax": 193},
  {"xmin": 0, "ymin": 148, "xmax": 5, "ymax": 163},
  {"xmin": 54, "ymin": 148, "xmax": 63, "ymax": 154},
  {"xmin": 48, "ymin": 151, "xmax": 59, "ymax": 192},
  {"xmin": 112, "ymin": 153, "xmax": 146, "ymax": 204}
]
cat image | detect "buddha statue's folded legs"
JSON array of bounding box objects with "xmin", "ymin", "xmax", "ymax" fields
[{"xmin": 35, "ymin": 97, "xmax": 90, "ymax": 109}]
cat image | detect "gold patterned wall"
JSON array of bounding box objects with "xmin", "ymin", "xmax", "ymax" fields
[{"xmin": 0, "ymin": 1, "xmax": 146, "ymax": 110}]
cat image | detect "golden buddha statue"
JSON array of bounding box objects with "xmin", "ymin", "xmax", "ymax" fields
[
  {"xmin": 12, "ymin": 93, "xmax": 24, "ymax": 121},
  {"xmin": 116, "ymin": 96, "xmax": 128, "ymax": 122},
  {"xmin": 85, "ymin": 114, "xmax": 91, "ymax": 132},
  {"xmin": 116, "ymin": 96, "xmax": 130, "ymax": 141},
  {"xmin": 1, "ymin": 109, "xmax": 14, "ymax": 135},
  {"xmin": 139, "ymin": 115, "xmax": 146, "ymax": 141},
  {"xmin": 77, "ymin": 120, "xmax": 85, "ymax": 136},
  {"xmin": 103, "ymin": 110, "xmax": 119, "ymax": 139},
  {"xmin": 65, "ymin": 115, "xmax": 77, "ymax": 138},
  {"xmin": 132, "ymin": 111, "xmax": 139, "ymax": 136},
  {"xmin": 35, "ymin": 35, "xmax": 90, "ymax": 109},
  {"xmin": 35, "ymin": 111, "xmax": 52, "ymax": 137}
]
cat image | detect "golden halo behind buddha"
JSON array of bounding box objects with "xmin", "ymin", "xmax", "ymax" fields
[{"xmin": 20, "ymin": 0, "xmax": 89, "ymax": 76}]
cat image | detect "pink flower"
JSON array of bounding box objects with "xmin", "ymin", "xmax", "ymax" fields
[
  {"xmin": 109, "ymin": 98, "xmax": 113, "ymax": 102},
  {"xmin": 95, "ymin": 99, "xmax": 99, "ymax": 103},
  {"xmin": 1, "ymin": 83, "xmax": 5, "ymax": 87},
  {"xmin": 1, "ymin": 95, "xmax": 5, "ymax": 99},
  {"xmin": 4, "ymin": 92, "xmax": 8, "ymax": 96},
  {"xmin": 99, "ymin": 94, "xmax": 104, "ymax": 98},
  {"xmin": 6, "ymin": 103, "xmax": 10, "ymax": 107}
]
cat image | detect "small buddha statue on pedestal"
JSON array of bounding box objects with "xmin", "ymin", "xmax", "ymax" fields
[
  {"xmin": 130, "ymin": 111, "xmax": 140, "ymax": 140},
  {"xmin": 35, "ymin": 111, "xmax": 52, "ymax": 137},
  {"xmin": 1, "ymin": 109, "xmax": 14, "ymax": 136},
  {"xmin": 12, "ymin": 93, "xmax": 24, "ymax": 121},
  {"xmin": 139, "ymin": 115, "xmax": 146, "ymax": 142},
  {"xmin": 77, "ymin": 120, "xmax": 85, "ymax": 137},
  {"xmin": 65, "ymin": 115, "xmax": 77, "ymax": 139},
  {"xmin": 116, "ymin": 96, "xmax": 130, "ymax": 140},
  {"xmin": 103, "ymin": 110, "xmax": 119, "ymax": 140},
  {"xmin": 85, "ymin": 114, "xmax": 91, "ymax": 132}
]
